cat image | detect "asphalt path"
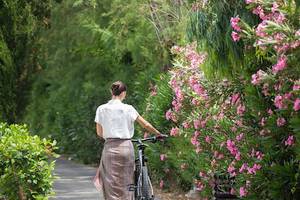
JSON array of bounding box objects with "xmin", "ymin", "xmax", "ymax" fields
[{"xmin": 50, "ymin": 157, "xmax": 104, "ymax": 200}]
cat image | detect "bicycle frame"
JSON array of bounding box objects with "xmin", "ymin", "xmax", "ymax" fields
[
  {"xmin": 131, "ymin": 135, "xmax": 168, "ymax": 200},
  {"xmin": 134, "ymin": 139, "xmax": 154, "ymax": 199}
]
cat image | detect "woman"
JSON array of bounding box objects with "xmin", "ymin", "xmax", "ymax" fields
[{"xmin": 93, "ymin": 81, "xmax": 161, "ymax": 200}]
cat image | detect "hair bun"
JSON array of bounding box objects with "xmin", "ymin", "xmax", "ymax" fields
[{"xmin": 111, "ymin": 81, "xmax": 127, "ymax": 96}]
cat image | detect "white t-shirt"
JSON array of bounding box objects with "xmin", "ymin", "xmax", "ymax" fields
[{"xmin": 94, "ymin": 99, "xmax": 139, "ymax": 139}]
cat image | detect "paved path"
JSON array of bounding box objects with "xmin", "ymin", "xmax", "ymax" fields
[{"xmin": 50, "ymin": 158, "xmax": 104, "ymax": 200}]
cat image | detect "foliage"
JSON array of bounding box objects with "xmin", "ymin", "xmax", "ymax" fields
[
  {"xmin": 0, "ymin": 0, "xmax": 52, "ymax": 123},
  {"xmin": 144, "ymin": 0, "xmax": 300, "ymax": 199},
  {"xmin": 24, "ymin": 0, "xmax": 174, "ymax": 163},
  {"xmin": 186, "ymin": 0, "xmax": 260, "ymax": 77},
  {"xmin": 0, "ymin": 122, "xmax": 57, "ymax": 200}
]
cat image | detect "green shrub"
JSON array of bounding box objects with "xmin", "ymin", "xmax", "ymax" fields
[{"xmin": 0, "ymin": 123, "xmax": 58, "ymax": 200}]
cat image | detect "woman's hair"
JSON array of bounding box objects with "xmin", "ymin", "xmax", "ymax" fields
[{"xmin": 111, "ymin": 81, "xmax": 127, "ymax": 96}]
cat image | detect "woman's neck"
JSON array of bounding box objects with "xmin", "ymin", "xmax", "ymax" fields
[{"xmin": 112, "ymin": 96, "xmax": 123, "ymax": 101}]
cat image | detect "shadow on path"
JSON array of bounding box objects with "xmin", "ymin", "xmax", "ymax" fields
[{"xmin": 50, "ymin": 157, "xmax": 104, "ymax": 200}]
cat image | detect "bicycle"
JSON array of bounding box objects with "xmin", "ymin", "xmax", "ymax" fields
[{"xmin": 129, "ymin": 134, "xmax": 168, "ymax": 200}]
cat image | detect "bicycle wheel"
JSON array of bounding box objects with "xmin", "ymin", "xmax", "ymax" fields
[
  {"xmin": 135, "ymin": 160, "xmax": 141, "ymax": 199},
  {"xmin": 141, "ymin": 166, "xmax": 153, "ymax": 200}
]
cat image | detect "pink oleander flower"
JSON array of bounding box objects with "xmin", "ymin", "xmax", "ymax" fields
[
  {"xmin": 245, "ymin": 0, "xmax": 254, "ymax": 5},
  {"xmin": 274, "ymin": 43, "xmax": 290, "ymax": 54},
  {"xmin": 226, "ymin": 140, "xmax": 238, "ymax": 156},
  {"xmin": 169, "ymin": 77, "xmax": 177, "ymax": 88},
  {"xmin": 170, "ymin": 114, "xmax": 177, "ymax": 122},
  {"xmin": 274, "ymin": 81, "xmax": 283, "ymax": 91},
  {"xmin": 293, "ymin": 80, "xmax": 300, "ymax": 91},
  {"xmin": 260, "ymin": 117, "xmax": 267, "ymax": 127},
  {"xmin": 259, "ymin": 129, "xmax": 270, "ymax": 136},
  {"xmin": 231, "ymin": 93, "xmax": 241, "ymax": 105},
  {"xmin": 200, "ymin": 120, "xmax": 207, "ymax": 128},
  {"xmin": 231, "ymin": 126, "xmax": 238, "ymax": 132},
  {"xmin": 231, "ymin": 31, "xmax": 240, "ymax": 42},
  {"xmin": 194, "ymin": 119, "xmax": 201, "ymax": 129},
  {"xmin": 205, "ymin": 136, "xmax": 211, "ymax": 144},
  {"xmin": 239, "ymin": 186, "xmax": 247, "ymax": 197},
  {"xmin": 283, "ymin": 92, "xmax": 292, "ymax": 100},
  {"xmin": 268, "ymin": 109, "xmax": 274, "ymax": 115},
  {"xmin": 160, "ymin": 154, "xmax": 166, "ymax": 161},
  {"xmin": 159, "ymin": 180, "xmax": 164, "ymax": 188},
  {"xmin": 277, "ymin": 117, "xmax": 286, "ymax": 127},
  {"xmin": 192, "ymin": 83, "xmax": 207, "ymax": 99},
  {"xmin": 239, "ymin": 163, "xmax": 248, "ymax": 173},
  {"xmin": 196, "ymin": 181, "xmax": 205, "ymax": 191},
  {"xmin": 172, "ymin": 100, "xmax": 182, "ymax": 112},
  {"xmin": 251, "ymin": 70, "xmax": 267, "ymax": 85},
  {"xmin": 236, "ymin": 133, "xmax": 244, "ymax": 141},
  {"xmin": 291, "ymin": 40, "xmax": 300, "ymax": 49},
  {"xmin": 273, "ymin": 12, "xmax": 286, "ymax": 23},
  {"xmin": 256, "ymin": 22, "xmax": 267, "ymax": 37},
  {"xmin": 194, "ymin": 131, "xmax": 201, "ymax": 137},
  {"xmin": 191, "ymin": 98, "xmax": 200, "ymax": 105},
  {"xmin": 189, "ymin": 76, "xmax": 198, "ymax": 87},
  {"xmin": 247, "ymin": 163, "xmax": 261, "ymax": 175},
  {"xmin": 165, "ymin": 109, "xmax": 172, "ymax": 120},
  {"xmin": 272, "ymin": 2, "xmax": 279, "ymax": 13},
  {"xmin": 272, "ymin": 55, "xmax": 288, "ymax": 73},
  {"xmin": 237, "ymin": 104, "xmax": 246, "ymax": 116},
  {"xmin": 150, "ymin": 91, "xmax": 157, "ymax": 96},
  {"xmin": 217, "ymin": 112, "xmax": 225, "ymax": 120},
  {"xmin": 199, "ymin": 171, "xmax": 206, "ymax": 177},
  {"xmin": 284, "ymin": 135, "xmax": 295, "ymax": 146},
  {"xmin": 230, "ymin": 16, "xmax": 241, "ymax": 32},
  {"xmin": 274, "ymin": 33, "xmax": 286, "ymax": 42},
  {"xmin": 195, "ymin": 146, "xmax": 202, "ymax": 154},
  {"xmin": 230, "ymin": 188, "xmax": 236, "ymax": 195},
  {"xmin": 187, "ymin": 52, "xmax": 207, "ymax": 68},
  {"xmin": 227, "ymin": 165, "xmax": 236, "ymax": 177},
  {"xmin": 294, "ymin": 98, "xmax": 300, "ymax": 111},
  {"xmin": 235, "ymin": 119, "xmax": 243, "ymax": 127},
  {"xmin": 191, "ymin": 136, "xmax": 199, "ymax": 146},
  {"xmin": 182, "ymin": 121, "xmax": 190, "ymax": 129},
  {"xmin": 252, "ymin": 6, "xmax": 265, "ymax": 19},
  {"xmin": 262, "ymin": 83, "xmax": 269, "ymax": 96},
  {"xmin": 274, "ymin": 95, "xmax": 285, "ymax": 109},
  {"xmin": 255, "ymin": 151, "xmax": 264, "ymax": 160},
  {"xmin": 174, "ymin": 87, "xmax": 184, "ymax": 102},
  {"xmin": 235, "ymin": 151, "xmax": 241, "ymax": 161},
  {"xmin": 170, "ymin": 127, "xmax": 180, "ymax": 136},
  {"xmin": 217, "ymin": 153, "xmax": 224, "ymax": 160}
]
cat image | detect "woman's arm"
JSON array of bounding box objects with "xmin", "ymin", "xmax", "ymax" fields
[
  {"xmin": 136, "ymin": 115, "xmax": 160, "ymax": 135},
  {"xmin": 95, "ymin": 123, "xmax": 103, "ymax": 138}
]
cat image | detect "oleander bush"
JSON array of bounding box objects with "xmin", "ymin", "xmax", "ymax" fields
[
  {"xmin": 144, "ymin": 0, "xmax": 300, "ymax": 199},
  {"xmin": 0, "ymin": 123, "xmax": 58, "ymax": 200}
]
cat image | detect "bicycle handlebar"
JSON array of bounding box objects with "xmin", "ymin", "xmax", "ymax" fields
[{"xmin": 131, "ymin": 134, "xmax": 168, "ymax": 143}]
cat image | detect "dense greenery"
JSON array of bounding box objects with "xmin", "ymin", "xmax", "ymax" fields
[
  {"xmin": 0, "ymin": 123, "xmax": 57, "ymax": 199},
  {"xmin": 0, "ymin": 0, "xmax": 52, "ymax": 123},
  {"xmin": 23, "ymin": 0, "xmax": 175, "ymax": 163}
]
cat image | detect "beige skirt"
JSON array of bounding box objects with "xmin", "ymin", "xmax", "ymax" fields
[{"xmin": 93, "ymin": 138, "xmax": 135, "ymax": 200}]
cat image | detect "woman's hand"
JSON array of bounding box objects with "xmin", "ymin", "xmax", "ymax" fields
[{"xmin": 96, "ymin": 123, "xmax": 103, "ymax": 138}]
